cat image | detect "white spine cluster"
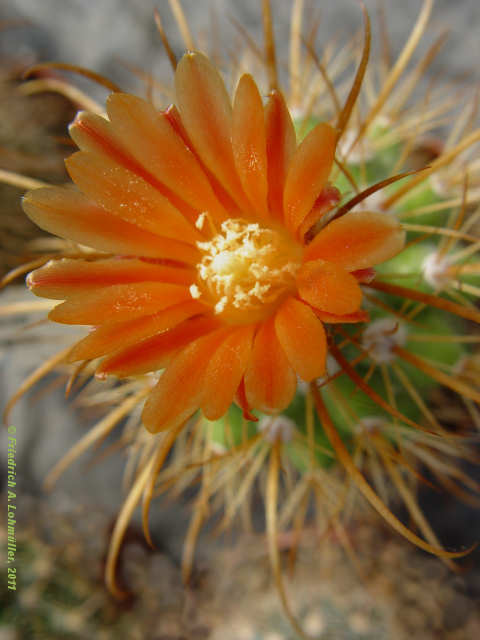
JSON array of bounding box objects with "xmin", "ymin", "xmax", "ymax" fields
[
  {"xmin": 354, "ymin": 416, "xmax": 387, "ymax": 435},
  {"xmin": 362, "ymin": 317, "xmax": 407, "ymax": 364},
  {"xmin": 257, "ymin": 415, "xmax": 295, "ymax": 443},
  {"xmin": 422, "ymin": 251, "xmax": 452, "ymax": 291}
]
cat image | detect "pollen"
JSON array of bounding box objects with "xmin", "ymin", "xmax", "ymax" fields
[{"xmin": 194, "ymin": 219, "xmax": 301, "ymax": 323}]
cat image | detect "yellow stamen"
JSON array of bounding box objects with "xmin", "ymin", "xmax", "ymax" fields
[{"xmin": 194, "ymin": 219, "xmax": 301, "ymax": 323}]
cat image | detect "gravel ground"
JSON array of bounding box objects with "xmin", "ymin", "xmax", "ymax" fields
[{"xmin": 2, "ymin": 496, "xmax": 480, "ymax": 640}]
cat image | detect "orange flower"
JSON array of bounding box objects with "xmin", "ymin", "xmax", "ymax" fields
[{"xmin": 23, "ymin": 52, "xmax": 405, "ymax": 433}]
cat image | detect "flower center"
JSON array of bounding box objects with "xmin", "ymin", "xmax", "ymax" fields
[{"xmin": 192, "ymin": 218, "xmax": 301, "ymax": 323}]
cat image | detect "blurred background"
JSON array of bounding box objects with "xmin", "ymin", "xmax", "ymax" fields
[{"xmin": 0, "ymin": 1, "xmax": 479, "ymax": 638}]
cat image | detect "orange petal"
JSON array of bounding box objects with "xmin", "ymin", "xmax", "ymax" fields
[
  {"xmin": 274, "ymin": 297, "xmax": 327, "ymax": 381},
  {"xmin": 297, "ymin": 184, "xmax": 341, "ymax": 240},
  {"xmin": 69, "ymin": 110, "xmax": 201, "ymax": 228},
  {"xmin": 244, "ymin": 318, "xmax": 297, "ymax": 413},
  {"xmin": 175, "ymin": 52, "xmax": 248, "ymax": 209},
  {"xmin": 65, "ymin": 151, "xmax": 201, "ymax": 244},
  {"xmin": 68, "ymin": 300, "xmax": 206, "ymax": 362},
  {"xmin": 296, "ymin": 259, "xmax": 363, "ymax": 315},
  {"xmin": 142, "ymin": 328, "xmax": 229, "ymax": 433},
  {"xmin": 313, "ymin": 309, "xmax": 369, "ymax": 324},
  {"xmin": 235, "ymin": 378, "xmax": 258, "ymax": 422},
  {"xmin": 48, "ymin": 282, "xmax": 192, "ymax": 325},
  {"xmin": 69, "ymin": 110, "xmax": 155, "ymax": 183},
  {"xmin": 97, "ymin": 315, "xmax": 220, "ymax": 378},
  {"xmin": 303, "ymin": 211, "xmax": 406, "ymax": 271},
  {"xmin": 201, "ymin": 324, "xmax": 255, "ymax": 420},
  {"xmin": 283, "ymin": 122, "xmax": 336, "ymax": 236},
  {"xmin": 165, "ymin": 104, "xmax": 246, "ymax": 217},
  {"xmin": 104, "ymin": 93, "xmax": 227, "ymax": 223},
  {"xmin": 27, "ymin": 258, "xmax": 194, "ymax": 299},
  {"xmin": 232, "ymin": 74, "xmax": 269, "ymax": 218},
  {"xmin": 352, "ymin": 268, "xmax": 376, "ymax": 283},
  {"xmin": 265, "ymin": 90, "xmax": 296, "ymax": 220},
  {"xmin": 22, "ymin": 187, "xmax": 199, "ymax": 264},
  {"xmin": 69, "ymin": 111, "xmax": 113, "ymax": 153}
]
